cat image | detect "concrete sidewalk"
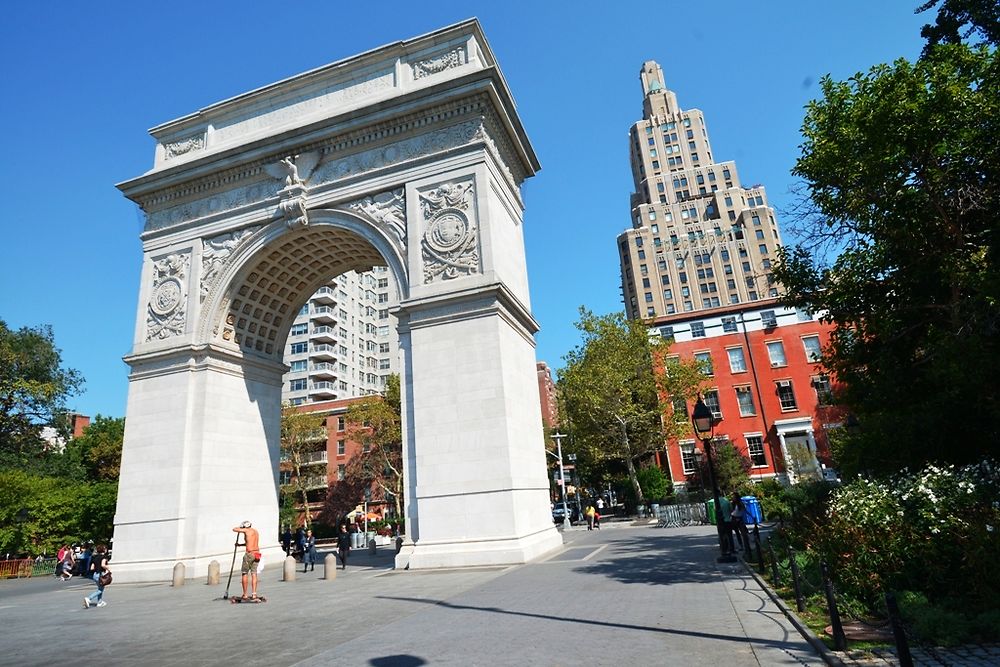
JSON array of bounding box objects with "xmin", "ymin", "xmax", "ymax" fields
[{"xmin": 0, "ymin": 525, "xmax": 822, "ymax": 666}]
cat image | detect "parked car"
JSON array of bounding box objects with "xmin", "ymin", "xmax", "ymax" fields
[{"xmin": 551, "ymin": 503, "xmax": 580, "ymax": 524}]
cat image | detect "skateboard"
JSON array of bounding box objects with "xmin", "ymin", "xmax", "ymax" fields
[{"xmin": 229, "ymin": 596, "xmax": 267, "ymax": 604}]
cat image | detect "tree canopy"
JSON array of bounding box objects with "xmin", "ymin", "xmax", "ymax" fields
[
  {"xmin": 775, "ymin": 41, "xmax": 999, "ymax": 476},
  {"xmin": 279, "ymin": 404, "xmax": 326, "ymax": 526},
  {"xmin": 558, "ymin": 309, "xmax": 704, "ymax": 505},
  {"xmin": 0, "ymin": 320, "xmax": 83, "ymax": 460}
]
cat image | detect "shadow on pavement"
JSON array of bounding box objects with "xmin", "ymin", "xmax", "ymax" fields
[
  {"xmin": 369, "ymin": 655, "xmax": 426, "ymax": 666},
  {"xmin": 375, "ymin": 594, "xmax": 804, "ymax": 651},
  {"xmin": 571, "ymin": 531, "xmax": 734, "ymax": 587}
]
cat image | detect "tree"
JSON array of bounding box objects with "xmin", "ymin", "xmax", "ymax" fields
[
  {"xmin": 917, "ymin": 0, "xmax": 1000, "ymax": 55},
  {"xmin": 774, "ymin": 43, "xmax": 1000, "ymax": 476},
  {"xmin": 64, "ymin": 416, "xmax": 125, "ymax": 482},
  {"xmin": 279, "ymin": 404, "xmax": 326, "ymax": 526},
  {"xmin": 342, "ymin": 374, "xmax": 403, "ymax": 517},
  {"xmin": 0, "ymin": 320, "xmax": 83, "ymax": 460},
  {"xmin": 559, "ymin": 309, "xmax": 704, "ymax": 506}
]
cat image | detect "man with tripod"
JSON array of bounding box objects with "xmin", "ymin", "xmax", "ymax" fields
[{"xmin": 233, "ymin": 521, "xmax": 262, "ymax": 600}]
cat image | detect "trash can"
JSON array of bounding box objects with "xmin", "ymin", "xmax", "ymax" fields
[
  {"xmin": 741, "ymin": 496, "xmax": 763, "ymax": 524},
  {"xmin": 351, "ymin": 532, "xmax": 362, "ymax": 549},
  {"xmin": 705, "ymin": 499, "xmax": 717, "ymax": 525}
]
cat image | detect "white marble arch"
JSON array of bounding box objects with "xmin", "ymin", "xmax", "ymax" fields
[{"xmin": 112, "ymin": 20, "xmax": 561, "ymax": 582}]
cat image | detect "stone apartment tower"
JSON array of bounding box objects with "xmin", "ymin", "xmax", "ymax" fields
[{"xmin": 618, "ymin": 62, "xmax": 783, "ymax": 320}]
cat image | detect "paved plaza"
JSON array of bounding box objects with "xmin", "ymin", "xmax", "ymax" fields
[{"xmin": 2, "ymin": 523, "xmax": 823, "ymax": 666}]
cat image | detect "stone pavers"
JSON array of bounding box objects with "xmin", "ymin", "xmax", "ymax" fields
[
  {"xmin": 838, "ymin": 645, "xmax": 1000, "ymax": 667},
  {"xmin": 1, "ymin": 525, "xmax": 825, "ymax": 666}
]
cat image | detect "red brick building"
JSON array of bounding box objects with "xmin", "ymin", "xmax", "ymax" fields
[
  {"xmin": 536, "ymin": 361, "xmax": 559, "ymax": 430},
  {"xmin": 652, "ymin": 300, "xmax": 844, "ymax": 489}
]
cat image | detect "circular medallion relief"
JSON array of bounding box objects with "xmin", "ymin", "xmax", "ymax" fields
[
  {"xmin": 427, "ymin": 209, "xmax": 469, "ymax": 252},
  {"xmin": 151, "ymin": 277, "xmax": 183, "ymax": 316}
]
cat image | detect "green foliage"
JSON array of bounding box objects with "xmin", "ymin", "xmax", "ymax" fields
[
  {"xmin": 916, "ymin": 0, "xmax": 1000, "ymax": 55},
  {"xmin": 559, "ymin": 309, "xmax": 703, "ymax": 505},
  {"xmin": 343, "ymin": 374, "xmax": 403, "ymax": 517},
  {"xmin": 775, "ymin": 43, "xmax": 1000, "ymax": 476},
  {"xmin": 635, "ymin": 465, "xmax": 670, "ymax": 503},
  {"xmin": 0, "ymin": 469, "xmax": 116, "ymax": 556},
  {"xmin": 64, "ymin": 415, "xmax": 124, "ymax": 482},
  {"xmin": 0, "ymin": 320, "xmax": 83, "ymax": 457},
  {"xmin": 808, "ymin": 461, "xmax": 1000, "ymax": 614},
  {"xmin": 751, "ymin": 478, "xmax": 792, "ymax": 521}
]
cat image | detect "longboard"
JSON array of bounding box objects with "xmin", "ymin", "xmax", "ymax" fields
[{"xmin": 230, "ymin": 596, "xmax": 267, "ymax": 604}]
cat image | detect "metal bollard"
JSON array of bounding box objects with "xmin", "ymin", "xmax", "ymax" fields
[
  {"xmin": 788, "ymin": 547, "xmax": 805, "ymax": 612},
  {"xmin": 323, "ymin": 553, "xmax": 337, "ymax": 580},
  {"xmin": 767, "ymin": 537, "xmax": 780, "ymax": 587},
  {"xmin": 885, "ymin": 591, "xmax": 914, "ymax": 667},
  {"xmin": 207, "ymin": 560, "xmax": 220, "ymax": 585},
  {"xmin": 282, "ymin": 555, "xmax": 296, "ymax": 582},
  {"xmin": 172, "ymin": 562, "xmax": 185, "ymax": 587},
  {"xmin": 821, "ymin": 561, "xmax": 847, "ymax": 650}
]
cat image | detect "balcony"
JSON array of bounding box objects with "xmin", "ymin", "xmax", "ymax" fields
[
  {"xmin": 309, "ymin": 381, "xmax": 337, "ymax": 398},
  {"xmin": 310, "ymin": 362, "xmax": 337, "ymax": 379},
  {"xmin": 300, "ymin": 450, "xmax": 328, "ymax": 465},
  {"xmin": 311, "ymin": 325, "xmax": 337, "ymax": 343},
  {"xmin": 311, "ymin": 305, "xmax": 337, "ymax": 324},
  {"xmin": 300, "ymin": 474, "xmax": 329, "ymax": 490},
  {"xmin": 312, "ymin": 286, "xmax": 337, "ymax": 305},
  {"xmin": 310, "ymin": 344, "xmax": 337, "ymax": 360}
]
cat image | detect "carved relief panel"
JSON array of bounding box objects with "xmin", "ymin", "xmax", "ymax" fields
[
  {"xmin": 200, "ymin": 226, "xmax": 261, "ymax": 302},
  {"xmin": 418, "ymin": 179, "xmax": 479, "ymax": 284},
  {"xmin": 146, "ymin": 251, "xmax": 191, "ymax": 341}
]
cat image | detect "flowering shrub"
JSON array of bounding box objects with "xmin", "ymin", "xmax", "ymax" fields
[{"xmin": 812, "ymin": 460, "xmax": 1000, "ymax": 612}]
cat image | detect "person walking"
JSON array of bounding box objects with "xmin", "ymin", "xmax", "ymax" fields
[
  {"xmin": 336, "ymin": 524, "xmax": 351, "ymax": 570},
  {"xmin": 295, "ymin": 527, "xmax": 305, "ymax": 561},
  {"xmin": 58, "ymin": 545, "xmax": 75, "ymax": 581},
  {"xmin": 302, "ymin": 529, "xmax": 317, "ymax": 573},
  {"xmin": 281, "ymin": 526, "xmax": 292, "ymax": 556},
  {"xmin": 584, "ymin": 504, "xmax": 595, "ymax": 530},
  {"xmin": 730, "ymin": 494, "xmax": 751, "ymax": 555},
  {"xmin": 82, "ymin": 544, "xmax": 110, "ymax": 608}
]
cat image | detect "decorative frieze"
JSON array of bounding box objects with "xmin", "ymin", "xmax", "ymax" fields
[
  {"xmin": 412, "ymin": 46, "xmax": 466, "ymax": 79},
  {"xmin": 344, "ymin": 189, "xmax": 406, "ymax": 244},
  {"xmin": 163, "ymin": 134, "xmax": 206, "ymax": 160},
  {"xmin": 419, "ymin": 180, "xmax": 479, "ymax": 283},
  {"xmin": 200, "ymin": 226, "xmax": 261, "ymax": 302},
  {"xmin": 146, "ymin": 251, "xmax": 191, "ymax": 341}
]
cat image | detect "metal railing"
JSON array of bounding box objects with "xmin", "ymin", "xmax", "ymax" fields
[
  {"xmin": 654, "ymin": 502, "xmax": 708, "ymax": 527},
  {"xmin": 1, "ymin": 558, "xmax": 58, "ymax": 579}
]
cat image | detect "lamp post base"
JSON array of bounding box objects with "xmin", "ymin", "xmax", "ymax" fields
[{"xmin": 716, "ymin": 553, "xmax": 738, "ymax": 564}]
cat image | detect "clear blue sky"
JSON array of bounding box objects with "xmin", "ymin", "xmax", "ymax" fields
[{"xmin": 0, "ymin": 1, "xmax": 928, "ymax": 419}]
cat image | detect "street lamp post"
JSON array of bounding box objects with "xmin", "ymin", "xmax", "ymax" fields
[
  {"xmin": 551, "ymin": 432, "xmax": 571, "ymax": 531},
  {"xmin": 691, "ymin": 398, "xmax": 737, "ymax": 563}
]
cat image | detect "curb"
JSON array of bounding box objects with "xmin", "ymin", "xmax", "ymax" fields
[{"xmin": 741, "ymin": 558, "xmax": 848, "ymax": 667}]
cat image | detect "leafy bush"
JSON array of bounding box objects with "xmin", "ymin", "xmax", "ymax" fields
[
  {"xmin": 636, "ymin": 465, "xmax": 670, "ymax": 503},
  {"xmin": 813, "ymin": 461, "xmax": 1000, "ymax": 613}
]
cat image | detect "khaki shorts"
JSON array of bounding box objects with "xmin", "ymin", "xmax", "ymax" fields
[{"xmin": 241, "ymin": 551, "xmax": 262, "ymax": 574}]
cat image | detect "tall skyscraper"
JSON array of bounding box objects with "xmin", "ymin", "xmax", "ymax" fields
[
  {"xmin": 618, "ymin": 61, "xmax": 783, "ymax": 320},
  {"xmin": 281, "ymin": 266, "xmax": 398, "ymax": 405}
]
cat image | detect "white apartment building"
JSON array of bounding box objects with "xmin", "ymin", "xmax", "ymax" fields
[{"xmin": 281, "ymin": 266, "xmax": 398, "ymax": 405}]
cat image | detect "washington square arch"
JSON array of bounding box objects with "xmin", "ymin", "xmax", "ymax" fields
[{"xmin": 113, "ymin": 20, "xmax": 563, "ymax": 582}]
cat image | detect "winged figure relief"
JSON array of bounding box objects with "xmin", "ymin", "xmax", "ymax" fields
[{"xmin": 263, "ymin": 151, "xmax": 321, "ymax": 187}]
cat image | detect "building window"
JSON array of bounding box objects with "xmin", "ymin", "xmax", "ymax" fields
[
  {"xmin": 337, "ymin": 465, "xmax": 346, "ymax": 481},
  {"xmin": 336, "ymin": 439, "xmax": 345, "ymax": 456},
  {"xmin": 290, "ymin": 323, "xmax": 308, "ymax": 336},
  {"xmin": 721, "ymin": 317, "xmax": 737, "ymax": 334},
  {"xmin": 776, "ymin": 381, "xmax": 798, "ymax": 410},
  {"xmin": 703, "ymin": 389, "xmax": 722, "ymax": 418},
  {"xmin": 671, "ymin": 396, "xmax": 688, "ymax": 422},
  {"xmin": 766, "ymin": 341, "xmax": 787, "ymax": 367},
  {"xmin": 802, "ymin": 335, "xmax": 822, "ymax": 362},
  {"xmin": 761, "ymin": 310, "xmax": 777, "ymax": 328},
  {"xmin": 289, "ymin": 379, "xmax": 307, "ymax": 391},
  {"xmin": 746, "ymin": 435, "xmax": 767, "ymax": 467},
  {"xmin": 681, "ymin": 442, "xmax": 697, "ymax": 475},
  {"xmin": 289, "ymin": 360, "xmax": 307, "ymax": 372},
  {"xmin": 658, "ymin": 326, "xmax": 674, "ymax": 341},
  {"xmin": 694, "ymin": 351, "xmax": 713, "ymax": 375},
  {"xmin": 813, "ymin": 375, "xmax": 833, "ymax": 405},
  {"xmin": 727, "ymin": 347, "xmax": 747, "ymax": 373},
  {"xmin": 736, "ymin": 386, "xmax": 756, "ymax": 416},
  {"xmin": 290, "ymin": 342, "xmax": 308, "ymax": 355},
  {"xmin": 690, "ymin": 322, "xmax": 705, "ymax": 338}
]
